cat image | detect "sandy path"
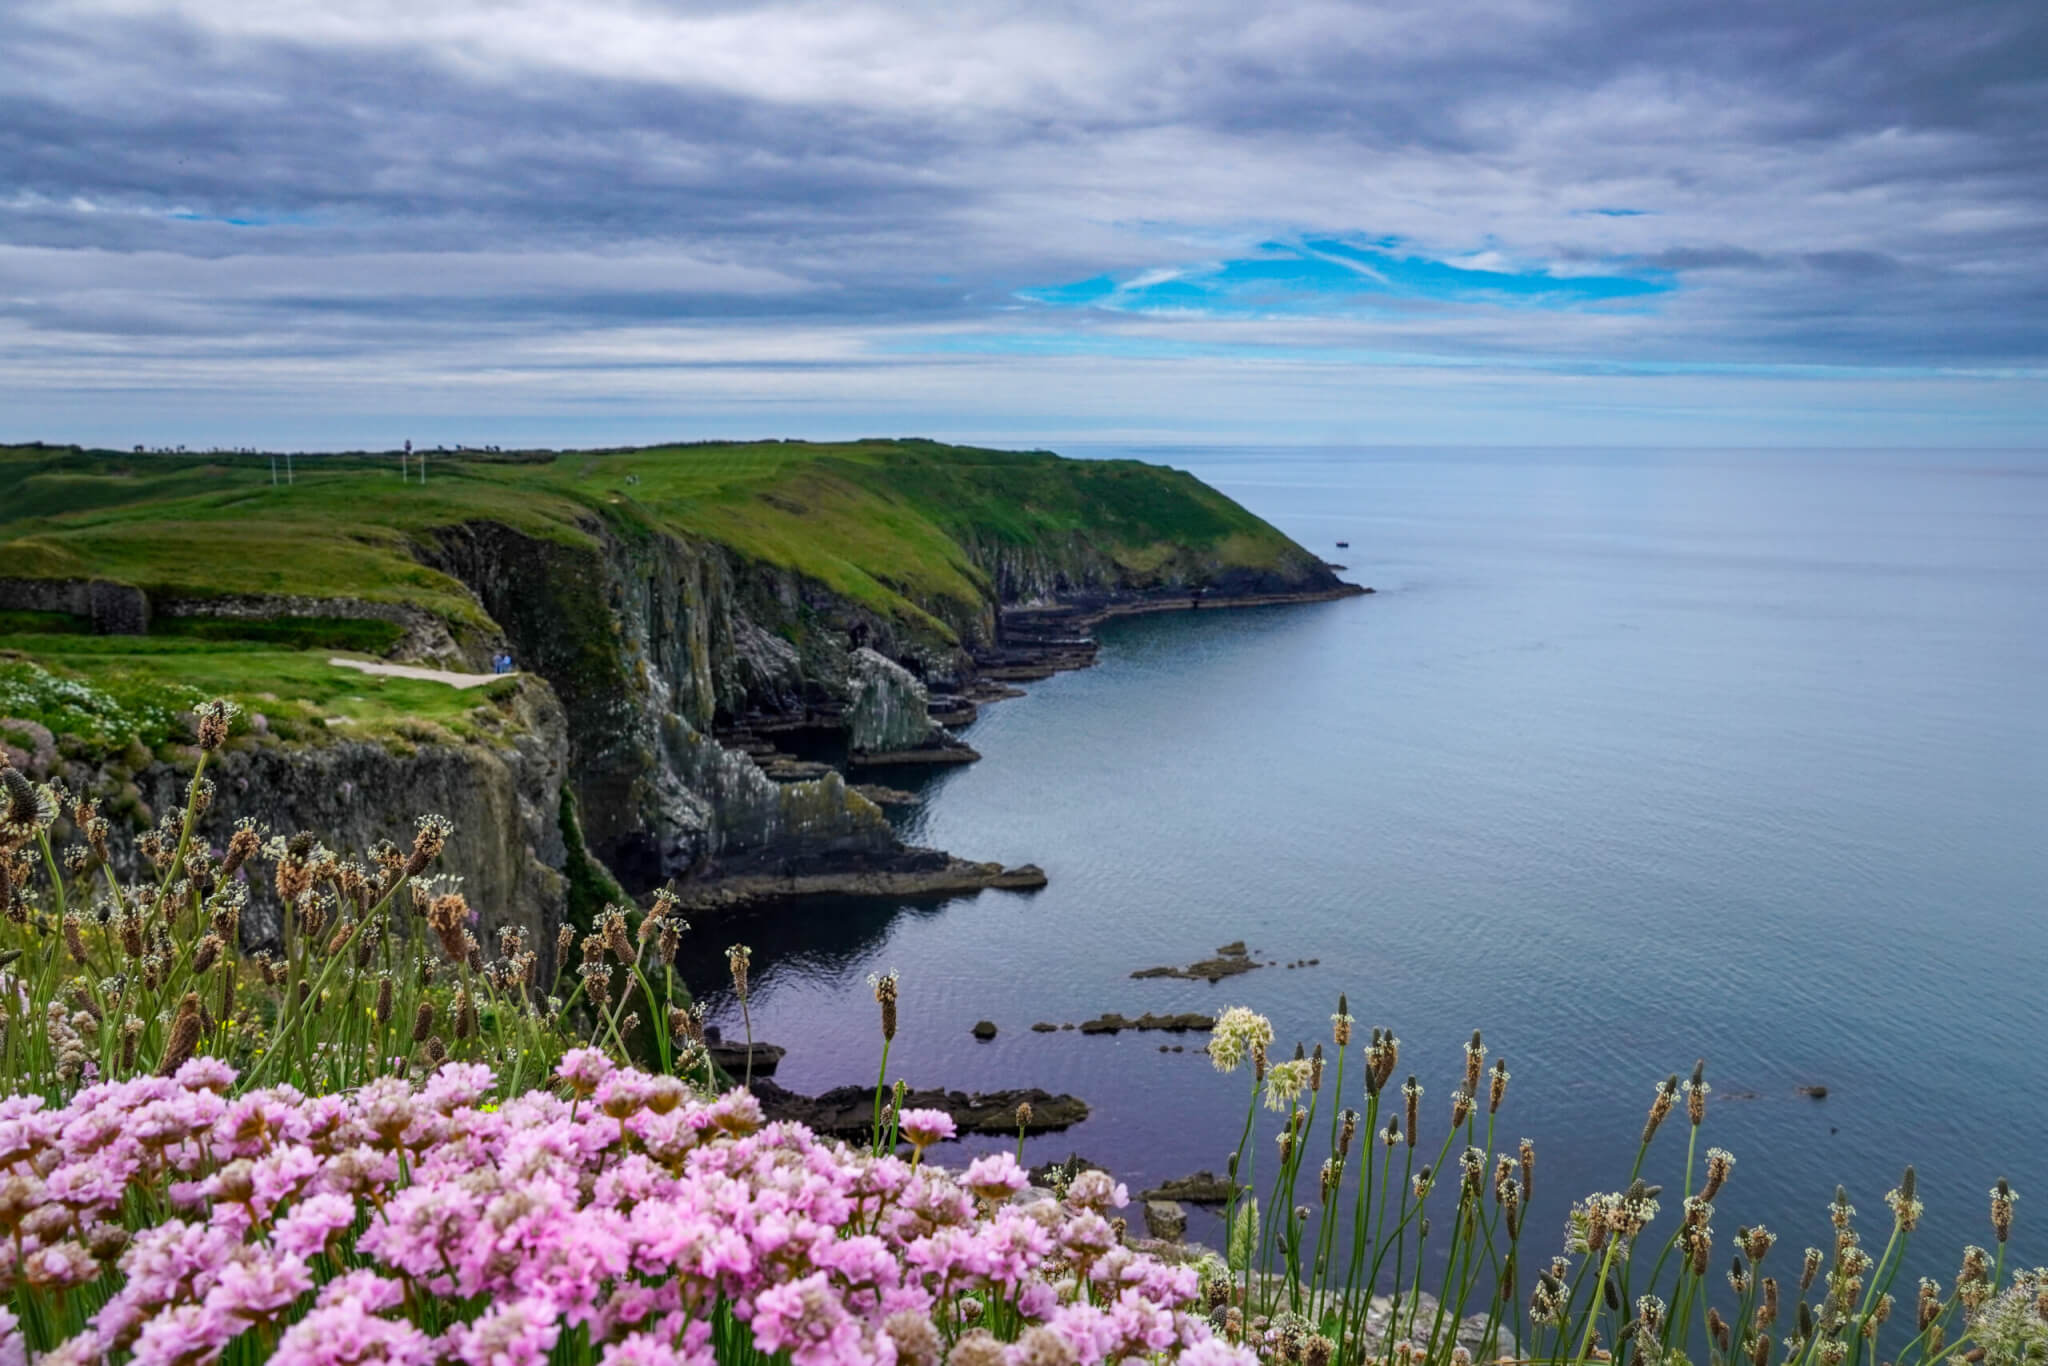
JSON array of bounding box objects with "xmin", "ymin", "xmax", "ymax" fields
[{"xmin": 328, "ymin": 657, "xmax": 515, "ymax": 690}]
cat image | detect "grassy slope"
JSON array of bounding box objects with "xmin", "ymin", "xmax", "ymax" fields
[{"xmin": 0, "ymin": 439, "xmax": 1318, "ymax": 749}]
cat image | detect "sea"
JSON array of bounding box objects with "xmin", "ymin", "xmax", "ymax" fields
[{"xmin": 677, "ymin": 446, "xmax": 2048, "ymax": 1277}]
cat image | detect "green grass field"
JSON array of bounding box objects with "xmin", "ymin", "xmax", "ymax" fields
[
  {"xmin": 0, "ymin": 439, "xmax": 1316, "ymax": 749},
  {"xmin": 1, "ymin": 439, "xmax": 1305, "ymax": 625}
]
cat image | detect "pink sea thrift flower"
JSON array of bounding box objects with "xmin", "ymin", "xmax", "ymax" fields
[
  {"xmin": 557, "ymin": 1048, "xmax": 615, "ymax": 1096},
  {"xmin": 963, "ymin": 1153, "xmax": 1028, "ymax": 1201},
  {"xmin": 897, "ymin": 1109, "xmax": 956, "ymax": 1150}
]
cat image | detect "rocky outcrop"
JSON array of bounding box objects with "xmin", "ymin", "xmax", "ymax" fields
[
  {"xmin": 420, "ymin": 519, "xmax": 920, "ymax": 890},
  {"xmin": 27, "ymin": 676, "xmax": 572, "ymax": 963},
  {"xmin": 845, "ymin": 649, "xmax": 977, "ymax": 766},
  {"xmin": 752, "ymin": 1079, "xmax": 1088, "ymax": 1138}
]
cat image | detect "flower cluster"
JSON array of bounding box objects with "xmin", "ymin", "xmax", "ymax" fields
[{"xmin": 0, "ymin": 1056, "xmax": 1253, "ymax": 1366}]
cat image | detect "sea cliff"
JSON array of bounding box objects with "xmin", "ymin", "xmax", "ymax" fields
[{"xmin": 0, "ymin": 439, "xmax": 1359, "ymax": 952}]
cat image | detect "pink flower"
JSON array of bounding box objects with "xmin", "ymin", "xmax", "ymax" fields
[
  {"xmin": 0, "ymin": 1306, "xmax": 24, "ymax": 1366},
  {"xmin": 270, "ymin": 1195, "xmax": 353, "ymax": 1261},
  {"xmin": 706, "ymin": 1089, "xmax": 764, "ymax": 1138},
  {"xmin": 443, "ymin": 1299, "xmax": 561, "ymax": 1366},
  {"xmin": 557, "ymin": 1049, "xmax": 615, "ymax": 1096},
  {"xmin": 896, "ymin": 1110, "xmax": 956, "ymax": 1149},
  {"xmin": 1061, "ymin": 1170, "xmax": 1126, "ymax": 1212},
  {"xmin": 749, "ymin": 1273, "xmax": 863, "ymax": 1366},
  {"xmin": 317, "ymin": 1271, "xmax": 407, "ymax": 1314},
  {"xmin": 962, "ymin": 1153, "xmax": 1028, "ymax": 1202},
  {"xmin": 172, "ymin": 1058, "xmax": 238, "ymax": 1094},
  {"xmin": 205, "ymin": 1252, "xmax": 314, "ymax": 1324},
  {"xmin": 1175, "ymin": 1338, "xmax": 1261, "ymax": 1366},
  {"xmin": 130, "ymin": 1302, "xmax": 233, "ymax": 1366},
  {"xmin": 273, "ymin": 1294, "xmax": 435, "ymax": 1366}
]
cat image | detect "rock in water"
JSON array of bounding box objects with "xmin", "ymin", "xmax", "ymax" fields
[
  {"xmin": 704, "ymin": 1041, "xmax": 786, "ymax": 1076},
  {"xmin": 754, "ymin": 1080, "xmax": 1087, "ymax": 1137},
  {"xmin": 1141, "ymin": 1171, "xmax": 1241, "ymax": 1205},
  {"xmin": 972, "ymin": 1020, "xmax": 998, "ymax": 1040},
  {"xmin": 846, "ymin": 649, "xmax": 979, "ymax": 765},
  {"xmin": 1144, "ymin": 1200, "xmax": 1189, "ymax": 1242}
]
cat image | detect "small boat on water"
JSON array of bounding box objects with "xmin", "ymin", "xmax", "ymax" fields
[{"xmin": 1335, "ymin": 540, "xmax": 1349, "ymax": 548}]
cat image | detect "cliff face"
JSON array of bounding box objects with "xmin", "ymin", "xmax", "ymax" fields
[
  {"xmin": 1, "ymin": 441, "xmax": 1358, "ymax": 925},
  {"xmin": 20, "ymin": 677, "xmax": 572, "ymax": 960},
  {"xmin": 417, "ymin": 518, "xmax": 932, "ymax": 889}
]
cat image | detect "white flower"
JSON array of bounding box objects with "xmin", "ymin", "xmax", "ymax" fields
[
  {"xmin": 1207, "ymin": 1007, "xmax": 1274, "ymax": 1074},
  {"xmin": 1264, "ymin": 1059, "xmax": 1313, "ymax": 1111}
]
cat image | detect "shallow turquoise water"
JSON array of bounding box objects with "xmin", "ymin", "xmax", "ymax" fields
[{"xmin": 682, "ymin": 446, "xmax": 2048, "ymax": 1271}]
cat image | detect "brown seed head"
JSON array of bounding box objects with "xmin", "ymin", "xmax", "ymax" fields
[
  {"xmin": 1745, "ymin": 1225, "xmax": 1777, "ymax": 1263},
  {"xmin": 599, "ymin": 906, "xmax": 632, "ymax": 961},
  {"xmin": 374, "ymin": 975, "xmax": 394, "ymax": 1025},
  {"xmin": 192, "ymin": 933, "xmax": 223, "ymax": 976},
  {"xmin": 1703, "ymin": 1147, "xmax": 1734, "ymax": 1201},
  {"xmin": 1464, "ymin": 1029, "xmax": 1485, "ymax": 1094},
  {"xmin": 157, "ymin": 993, "xmax": 204, "ymax": 1076},
  {"xmin": 1490, "ymin": 1058, "xmax": 1509, "ymax": 1113},
  {"xmin": 1, "ymin": 767, "xmax": 43, "ymax": 838},
  {"xmin": 870, "ymin": 969, "xmax": 898, "ymax": 1041},
  {"xmin": 1519, "ymin": 1137, "xmax": 1535, "ymax": 1204},
  {"xmin": 220, "ymin": 820, "xmax": 261, "ymax": 881},
  {"xmin": 411, "ymin": 1000, "xmax": 435, "ymax": 1044},
  {"xmin": 194, "ymin": 699, "xmax": 236, "ymax": 752},
  {"xmin": 1644, "ymin": 1074, "xmax": 1678, "ymax": 1144},
  {"xmin": 1686, "ymin": 1059, "xmax": 1708, "ymax": 1127},
  {"xmin": 426, "ymin": 893, "xmax": 471, "ymax": 963},
  {"xmin": 1990, "ymin": 1179, "xmax": 2015, "ymax": 1244},
  {"xmin": 406, "ymin": 814, "xmax": 453, "ymax": 877}
]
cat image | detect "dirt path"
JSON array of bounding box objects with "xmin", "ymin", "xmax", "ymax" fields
[{"xmin": 328, "ymin": 657, "xmax": 514, "ymax": 690}]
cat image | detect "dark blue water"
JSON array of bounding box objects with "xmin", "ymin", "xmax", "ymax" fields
[{"xmin": 683, "ymin": 447, "xmax": 2048, "ymax": 1275}]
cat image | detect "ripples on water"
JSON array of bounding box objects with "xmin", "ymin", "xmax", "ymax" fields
[{"xmin": 678, "ymin": 447, "xmax": 2048, "ymax": 1271}]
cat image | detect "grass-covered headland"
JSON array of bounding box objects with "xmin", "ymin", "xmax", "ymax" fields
[
  {"xmin": 1, "ymin": 730, "xmax": 2039, "ymax": 1366},
  {"xmin": 0, "ymin": 439, "xmax": 1328, "ymax": 743}
]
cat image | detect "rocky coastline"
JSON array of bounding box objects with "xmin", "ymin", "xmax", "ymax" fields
[{"xmin": 1, "ymin": 444, "xmax": 1370, "ymax": 958}]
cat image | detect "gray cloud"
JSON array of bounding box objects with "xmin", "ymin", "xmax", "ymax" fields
[{"xmin": 2, "ymin": 0, "xmax": 2044, "ymax": 444}]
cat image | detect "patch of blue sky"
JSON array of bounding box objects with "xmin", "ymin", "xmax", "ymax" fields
[{"xmin": 1015, "ymin": 237, "xmax": 1672, "ymax": 318}]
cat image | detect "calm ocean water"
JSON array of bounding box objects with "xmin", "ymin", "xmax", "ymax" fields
[{"xmin": 681, "ymin": 447, "xmax": 2048, "ymax": 1272}]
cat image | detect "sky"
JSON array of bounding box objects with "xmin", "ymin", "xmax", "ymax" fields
[{"xmin": 3, "ymin": 0, "xmax": 2046, "ymax": 450}]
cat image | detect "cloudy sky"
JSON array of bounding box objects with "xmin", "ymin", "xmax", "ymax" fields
[{"xmin": 4, "ymin": 0, "xmax": 2046, "ymax": 449}]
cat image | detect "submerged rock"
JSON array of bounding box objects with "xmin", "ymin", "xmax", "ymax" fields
[
  {"xmin": 1077, "ymin": 1012, "xmax": 1215, "ymax": 1035},
  {"xmin": 1130, "ymin": 943, "xmax": 1259, "ymax": 983}
]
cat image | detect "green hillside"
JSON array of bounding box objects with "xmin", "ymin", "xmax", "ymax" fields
[{"xmin": 0, "ymin": 439, "xmax": 1328, "ymax": 756}]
